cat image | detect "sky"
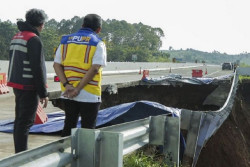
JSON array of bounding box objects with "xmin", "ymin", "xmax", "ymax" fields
[{"xmin": 1, "ymin": 0, "xmax": 250, "ymax": 54}]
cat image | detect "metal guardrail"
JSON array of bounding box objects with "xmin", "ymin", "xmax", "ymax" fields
[
  {"xmin": 180, "ymin": 70, "xmax": 239, "ymax": 166},
  {"xmin": 0, "ymin": 137, "xmax": 71, "ymax": 167},
  {"xmin": 0, "ymin": 115, "xmax": 180, "ymax": 167}
]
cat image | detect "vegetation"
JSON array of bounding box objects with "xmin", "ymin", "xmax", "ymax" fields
[
  {"xmin": 239, "ymin": 63, "xmax": 250, "ymax": 67},
  {"xmin": 162, "ymin": 48, "xmax": 250, "ymax": 65},
  {"xmin": 239, "ymin": 75, "xmax": 250, "ymax": 83},
  {"xmin": 123, "ymin": 150, "xmax": 168, "ymax": 167},
  {"xmin": 0, "ymin": 18, "xmax": 169, "ymax": 62},
  {"xmin": 0, "ymin": 20, "xmax": 17, "ymax": 60}
]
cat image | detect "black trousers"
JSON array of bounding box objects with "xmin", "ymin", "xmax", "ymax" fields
[
  {"xmin": 61, "ymin": 99, "xmax": 100, "ymax": 137},
  {"xmin": 13, "ymin": 89, "xmax": 39, "ymax": 153}
]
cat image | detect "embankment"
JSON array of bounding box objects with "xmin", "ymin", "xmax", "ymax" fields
[{"xmin": 196, "ymin": 81, "xmax": 250, "ymax": 167}]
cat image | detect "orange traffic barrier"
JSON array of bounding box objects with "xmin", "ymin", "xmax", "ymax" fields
[
  {"xmin": 0, "ymin": 73, "xmax": 7, "ymax": 84},
  {"xmin": 0, "ymin": 73, "xmax": 9, "ymax": 95},
  {"xmin": 34, "ymin": 103, "xmax": 48, "ymax": 124},
  {"xmin": 141, "ymin": 70, "xmax": 149, "ymax": 80},
  {"xmin": 192, "ymin": 69, "xmax": 203, "ymax": 78}
]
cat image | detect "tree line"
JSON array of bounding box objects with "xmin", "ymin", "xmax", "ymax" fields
[
  {"xmin": 164, "ymin": 48, "xmax": 250, "ymax": 65},
  {"xmin": 1, "ymin": 17, "xmax": 249, "ymax": 65},
  {"xmin": 0, "ymin": 17, "xmax": 170, "ymax": 62}
]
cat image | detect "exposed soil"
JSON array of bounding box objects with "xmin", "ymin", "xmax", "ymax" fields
[
  {"xmin": 101, "ymin": 84, "xmax": 220, "ymax": 110},
  {"xmin": 52, "ymin": 83, "xmax": 222, "ymax": 112},
  {"xmin": 196, "ymin": 82, "xmax": 250, "ymax": 167}
]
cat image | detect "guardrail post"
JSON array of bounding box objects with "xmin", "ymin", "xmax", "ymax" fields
[
  {"xmin": 192, "ymin": 113, "xmax": 213, "ymax": 166},
  {"xmin": 71, "ymin": 128, "xmax": 123, "ymax": 167},
  {"xmin": 71, "ymin": 128, "xmax": 101, "ymax": 167},
  {"xmin": 182, "ymin": 111, "xmax": 204, "ymax": 166},
  {"xmin": 163, "ymin": 116, "xmax": 180, "ymax": 167},
  {"xmin": 149, "ymin": 115, "xmax": 165, "ymax": 145},
  {"xmin": 99, "ymin": 131, "xmax": 123, "ymax": 167},
  {"xmin": 149, "ymin": 115, "xmax": 180, "ymax": 167}
]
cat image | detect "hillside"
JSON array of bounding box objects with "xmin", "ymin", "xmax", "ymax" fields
[{"xmin": 162, "ymin": 49, "xmax": 250, "ymax": 65}]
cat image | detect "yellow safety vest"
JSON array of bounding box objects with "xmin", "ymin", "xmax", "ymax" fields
[{"xmin": 60, "ymin": 28, "xmax": 102, "ymax": 96}]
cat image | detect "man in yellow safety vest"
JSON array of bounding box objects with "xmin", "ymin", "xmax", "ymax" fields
[{"xmin": 53, "ymin": 14, "xmax": 107, "ymax": 137}]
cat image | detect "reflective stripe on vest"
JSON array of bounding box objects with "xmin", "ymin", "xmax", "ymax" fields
[
  {"xmin": 67, "ymin": 77, "xmax": 98, "ymax": 86},
  {"xmin": 64, "ymin": 66, "xmax": 88, "ymax": 74}
]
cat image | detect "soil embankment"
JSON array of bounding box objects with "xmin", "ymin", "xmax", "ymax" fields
[
  {"xmin": 196, "ymin": 82, "xmax": 250, "ymax": 167},
  {"xmin": 101, "ymin": 84, "xmax": 220, "ymax": 110}
]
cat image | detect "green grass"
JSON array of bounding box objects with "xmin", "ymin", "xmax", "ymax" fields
[
  {"xmin": 239, "ymin": 63, "xmax": 250, "ymax": 67},
  {"xmin": 239, "ymin": 75, "xmax": 250, "ymax": 83},
  {"xmin": 123, "ymin": 150, "xmax": 168, "ymax": 167}
]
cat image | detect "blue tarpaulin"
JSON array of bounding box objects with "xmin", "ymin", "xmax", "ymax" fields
[
  {"xmin": 0, "ymin": 100, "xmax": 186, "ymax": 160},
  {"xmin": 0, "ymin": 100, "xmax": 181, "ymax": 133}
]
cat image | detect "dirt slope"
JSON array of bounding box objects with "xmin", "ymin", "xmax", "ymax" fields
[{"xmin": 196, "ymin": 82, "xmax": 250, "ymax": 167}]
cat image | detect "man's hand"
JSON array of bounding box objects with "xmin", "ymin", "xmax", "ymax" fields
[
  {"xmin": 63, "ymin": 84, "xmax": 79, "ymax": 98},
  {"xmin": 66, "ymin": 87, "xmax": 81, "ymax": 98},
  {"xmin": 63, "ymin": 84, "xmax": 74, "ymax": 94},
  {"xmin": 40, "ymin": 97, "xmax": 49, "ymax": 108}
]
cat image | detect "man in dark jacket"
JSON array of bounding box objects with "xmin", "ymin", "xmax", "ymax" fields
[{"xmin": 7, "ymin": 8, "xmax": 48, "ymax": 153}]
